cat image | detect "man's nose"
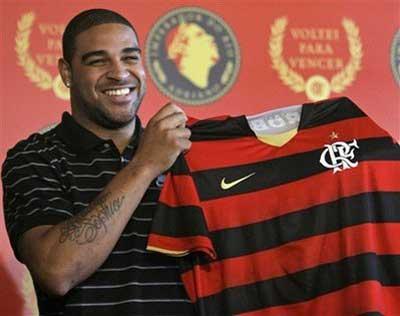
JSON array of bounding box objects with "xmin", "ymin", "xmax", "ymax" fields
[{"xmin": 106, "ymin": 61, "xmax": 130, "ymax": 81}]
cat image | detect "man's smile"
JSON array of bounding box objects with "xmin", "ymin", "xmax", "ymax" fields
[
  {"xmin": 104, "ymin": 87, "xmax": 131, "ymax": 96},
  {"xmin": 101, "ymin": 86, "xmax": 138, "ymax": 104}
]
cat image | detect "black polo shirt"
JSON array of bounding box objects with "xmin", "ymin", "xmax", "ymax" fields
[{"xmin": 2, "ymin": 112, "xmax": 194, "ymax": 316}]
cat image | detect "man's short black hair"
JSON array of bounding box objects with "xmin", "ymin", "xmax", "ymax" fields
[{"xmin": 62, "ymin": 8, "xmax": 137, "ymax": 64}]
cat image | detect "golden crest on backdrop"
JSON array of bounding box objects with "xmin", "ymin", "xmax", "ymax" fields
[
  {"xmin": 390, "ymin": 29, "xmax": 400, "ymax": 86},
  {"xmin": 145, "ymin": 7, "xmax": 240, "ymax": 105},
  {"xmin": 269, "ymin": 17, "xmax": 363, "ymax": 101},
  {"xmin": 15, "ymin": 12, "xmax": 69, "ymax": 100}
]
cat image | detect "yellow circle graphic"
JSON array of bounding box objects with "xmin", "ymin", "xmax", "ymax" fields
[
  {"xmin": 391, "ymin": 29, "xmax": 400, "ymax": 85},
  {"xmin": 305, "ymin": 75, "xmax": 331, "ymax": 101}
]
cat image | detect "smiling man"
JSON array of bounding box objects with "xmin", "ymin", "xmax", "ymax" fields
[{"xmin": 2, "ymin": 9, "xmax": 193, "ymax": 315}]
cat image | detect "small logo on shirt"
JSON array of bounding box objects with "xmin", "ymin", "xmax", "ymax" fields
[
  {"xmin": 220, "ymin": 172, "xmax": 256, "ymax": 190},
  {"xmin": 320, "ymin": 139, "xmax": 359, "ymax": 173},
  {"xmin": 155, "ymin": 174, "xmax": 166, "ymax": 188}
]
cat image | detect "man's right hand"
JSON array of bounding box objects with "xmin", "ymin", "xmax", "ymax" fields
[{"xmin": 132, "ymin": 103, "xmax": 192, "ymax": 179}]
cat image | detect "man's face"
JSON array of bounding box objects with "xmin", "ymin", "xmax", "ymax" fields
[{"xmin": 68, "ymin": 23, "xmax": 146, "ymax": 129}]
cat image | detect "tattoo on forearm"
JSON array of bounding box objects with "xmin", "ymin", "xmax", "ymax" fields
[{"xmin": 59, "ymin": 192, "xmax": 125, "ymax": 245}]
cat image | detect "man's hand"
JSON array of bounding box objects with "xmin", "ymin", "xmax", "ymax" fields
[{"xmin": 132, "ymin": 103, "xmax": 192, "ymax": 178}]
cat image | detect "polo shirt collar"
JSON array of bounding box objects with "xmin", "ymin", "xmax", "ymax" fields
[{"xmin": 55, "ymin": 112, "xmax": 142, "ymax": 154}]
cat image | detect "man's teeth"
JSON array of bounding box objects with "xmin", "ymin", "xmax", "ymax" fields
[{"xmin": 105, "ymin": 88, "xmax": 130, "ymax": 96}]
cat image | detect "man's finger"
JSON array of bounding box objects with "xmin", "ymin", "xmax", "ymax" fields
[
  {"xmin": 151, "ymin": 103, "xmax": 186, "ymax": 123},
  {"xmin": 157, "ymin": 112, "xmax": 188, "ymax": 130}
]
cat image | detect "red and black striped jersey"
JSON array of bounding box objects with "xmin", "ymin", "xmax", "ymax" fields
[{"xmin": 147, "ymin": 97, "xmax": 400, "ymax": 315}]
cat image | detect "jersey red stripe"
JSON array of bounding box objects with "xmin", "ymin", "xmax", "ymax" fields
[
  {"xmin": 200, "ymin": 161, "xmax": 400, "ymax": 231},
  {"xmin": 159, "ymin": 174, "xmax": 201, "ymax": 207}
]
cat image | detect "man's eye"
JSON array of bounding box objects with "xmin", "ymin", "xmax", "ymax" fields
[
  {"xmin": 88, "ymin": 59, "xmax": 106, "ymax": 66},
  {"xmin": 124, "ymin": 55, "xmax": 140, "ymax": 61}
]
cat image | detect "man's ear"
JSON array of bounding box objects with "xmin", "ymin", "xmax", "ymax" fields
[{"xmin": 58, "ymin": 58, "xmax": 72, "ymax": 88}]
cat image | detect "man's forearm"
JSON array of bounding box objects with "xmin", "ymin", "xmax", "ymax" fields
[
  {"xmin": 19, "ymin": 161, "xmax": 155, "ymax": 296},
  {"xmin": 59, "ymin": 191, "xmax": 126, "ymax": 245}
]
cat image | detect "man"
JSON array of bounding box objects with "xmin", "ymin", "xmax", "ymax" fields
[{"xmin": 2, "ymin": 9, "xmax": 194, "ymax": 315}]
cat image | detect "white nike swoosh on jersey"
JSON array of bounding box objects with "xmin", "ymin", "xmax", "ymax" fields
[{"xmin": 220, "ymin": 172, "xmax": 256, "ymax": 190}]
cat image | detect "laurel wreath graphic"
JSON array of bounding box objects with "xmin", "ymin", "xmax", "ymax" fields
[
  {"xmin": 269, "ymin": 17, "xmax": 306, "ymax": 93},
  {"xmin": 15, "ymin": 12, "xmax": 69, "ymax": 100},
  {"xmin": 22, "ymin": 269, "xmax": 39, "ymax": 316},
  {"xmin": 269, "ymin": 17, "xmax": 363, "ymax": 100},
  {"xmin": 330, "ymin": 19, "xmax": 363, "ymax": 92}
]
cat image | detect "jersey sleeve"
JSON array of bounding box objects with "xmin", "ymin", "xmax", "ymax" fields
[
  {"xmin": 2, "ymin": 135, "xmax": 73, "ymax": 260},
  {"xmin": 147, "ymin": 155, "xmax": 216, "ymax": 260}
]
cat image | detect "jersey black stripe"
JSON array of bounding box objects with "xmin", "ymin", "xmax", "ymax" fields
[
  {"xmin": 187, "ymin": 97, "xmax": 367, "ymax": 143},
  {"xmin": 151, "ymin": 203, "xmax": 209, "ymax": 238},
  {"xmin": 166, "ymin": 153, "xmax": 191, "ymax": 175},
  {"xmin": 189, "ymin": 137, "xmax": 397, "ymax": 201},
  {"xmin": 190, "ymin": 116, "xmax": 253, "ymax": 141},
  {"xmin": 299, "ymin": 97, "xmax": 366, "ymax": 130},
  {"xmin": 175, "ymin": 192, "xmax": 400, "ymax": 266},
  {"xmin": 197, "ymin": 254, "xmax": 400, "ymax": 315},
  {"xmin": 210, "ymin": 191, "xmax": 400, "ymax": 260}
]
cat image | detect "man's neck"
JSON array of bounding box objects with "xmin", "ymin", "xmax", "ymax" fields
[
  {"xmin": 98, "ymin": 123, "xmax": 136, "ymax": 154},
  {"xmin": 72, "ymin": 114, "xmax": 136, "ymax": 154}
]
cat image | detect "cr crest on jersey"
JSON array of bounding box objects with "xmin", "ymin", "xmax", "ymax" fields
[
  {"xmin": 145, "ymin": 7, "xmax": 240, "ymax": 105},
  {"xmin": 320, "ymin": 139, "xmax": 359, "ymax": 173}
]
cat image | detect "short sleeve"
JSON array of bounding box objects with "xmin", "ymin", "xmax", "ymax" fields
[
  {"xmin": 147, "ymin": 155, "xmax": 216, "ymax": 260},
  {"xmin": 2, "ymin": 136, "xmax": 73, "ymax": 259}
]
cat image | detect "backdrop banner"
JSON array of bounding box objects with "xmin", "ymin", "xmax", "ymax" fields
[{"xmin": 1, "ymin": 1, "xmax": 399, "ymax": 315}]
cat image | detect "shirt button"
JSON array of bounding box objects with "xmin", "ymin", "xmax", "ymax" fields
[{"xmin": 104, "ymin": 143, "xmax": 110, "ymax": 149}]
